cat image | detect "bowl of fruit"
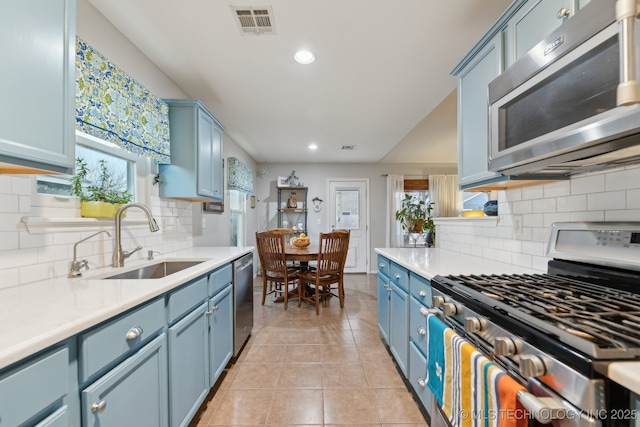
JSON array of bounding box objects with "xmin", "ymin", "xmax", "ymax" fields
[{"xmin": 292, "ymin": 233, "xmax": 311, "ymax": 248}]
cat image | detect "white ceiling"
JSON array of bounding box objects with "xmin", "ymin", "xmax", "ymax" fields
[{"xmin": 88, "ymin": 0, "xmax": 512, "ymax": 164}]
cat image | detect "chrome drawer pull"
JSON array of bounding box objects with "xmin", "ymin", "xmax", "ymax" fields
[
  {"xmin": 212, "ymin": 305, "xmax": 219, "ymax": 311},
  {"xmin": 556, "ymin": 7, "xmax": 571, "ymax": 19},
  {"xmin": 205, "ymin": 310, "xmax": 213, "ymax": 316},
  {"xmin": 125, "ymin": 326, "xmax": 143, "ymax": 340},
  {"xmin": 379, "ymin": 263, "xmax": 385, "ymax": 268},
  {"xmin": 417, "ymin": 378, "xmax": 426, "ymax": 388},
  {"xmin": 394, "ymin": 273, "xmax": 401, "ymax": 280},
  {"xmin": 91, "ymin": 400, "xmax": 107, "ymax": 414},
  {"xmin": 417, "ymin": 326, "xmax": 426, "ymax": 336},
  {"xmin": 418, "ymin": 290, "xmax": 427, "ymax": 297}
]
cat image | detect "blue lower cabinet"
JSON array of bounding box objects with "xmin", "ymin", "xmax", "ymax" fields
[
  {"xmin": 377, "ymin": 273, "xmax": 390, "ymax": 344},
  {"xmin": 35, "ymin": 405, "xmax": 68, "ymax": 427},
  {"xmin": 409, "ymin": 297, "xmax": 428, "ymax": 353},
  {"xmin": 168, "ymin": 302, "xmax": 209, "ymax": 427},
  {"xmin": 409, "ymin": 341, "xmax": 434, "ymax": 416},
  {"xmin": 81, "ymin": 334, "xmax": 168, "ymax": 427},
  {"xmin": 389, "ymin": 282, "xmax": 409, "ymax": 376},
  {"xmin": 209, "ymin": 284, "xmax": 233, "ymax": 387}
]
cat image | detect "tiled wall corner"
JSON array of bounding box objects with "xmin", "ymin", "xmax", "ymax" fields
[{"xmin": 437, "ymin": 164, "xmax": 640, "ymax": 271}]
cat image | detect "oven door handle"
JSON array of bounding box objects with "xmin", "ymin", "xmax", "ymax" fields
[
  {"xmin": 616, "ymin": 0, "xmax": 640, "ymax": 105},
  {"xmin": 516, "ymin": 391, "xmax": 566, "ymax": 423}
]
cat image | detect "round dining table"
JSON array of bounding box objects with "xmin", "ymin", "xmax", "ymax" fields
[{"xmin": 272, "ymin": 244, "xmax": 318, "ymax": 303}]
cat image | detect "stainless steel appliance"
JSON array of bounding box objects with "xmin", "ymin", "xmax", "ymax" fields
[
  {"xmin": 233, "ymin": 253, "xmax": 253, "ymax": 357},
  {"xmin": 488, "ymin": 0, "xmax": 640, "ymax": 177},
  {"xmin": 428, "ymin": 222, "xmax": 640, "ymax": 427}
]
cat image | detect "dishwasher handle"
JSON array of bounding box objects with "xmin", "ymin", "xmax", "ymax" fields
[{"xmin": 235, "ymin": 255, "xmax": 253, "ymax": 272}]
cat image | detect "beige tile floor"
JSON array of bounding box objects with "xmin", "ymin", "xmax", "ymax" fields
[{"xmin": 189, "ymin": 273, "xmax": 429, "ymax": 427}]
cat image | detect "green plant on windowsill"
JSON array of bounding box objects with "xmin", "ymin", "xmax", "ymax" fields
[
  {"xmin": 69, "ymin": 158, "xmax": 133, "ymax": 218},
  {"xmin": 395, "ymin": 194, "xmax": 436, "ymax": 246}
]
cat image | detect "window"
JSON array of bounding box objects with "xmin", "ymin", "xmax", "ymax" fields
[
  {"xmin": 462, "ymin": 192, "xmax": 489, "ymax": 211},
  {"xmin": 37, "ymin": 132, "xmax": 137, "ymax": 199},
  {"xmin": 229, "ymin": 190, "xmax": 246, "ymax": 246}
]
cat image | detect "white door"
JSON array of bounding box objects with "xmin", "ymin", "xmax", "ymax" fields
[{"xmin": 328, "ymin": 179, "xmax": 369, "ymax": 273}]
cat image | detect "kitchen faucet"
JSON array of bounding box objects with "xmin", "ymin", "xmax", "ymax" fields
[
  {"xmin": 69, "ymin": 230, "xmax": 111, "ymax": 278},
  {"xmin": 112, "ymin": 203, "xmax": 160, "ymax": 267}
]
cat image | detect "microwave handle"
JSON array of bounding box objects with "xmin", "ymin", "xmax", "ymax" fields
[{"xmin": 617, "ymin": 0, "xmax": 640, "ymax": 105}]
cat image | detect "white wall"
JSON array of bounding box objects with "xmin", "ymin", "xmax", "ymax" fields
[
  {"xmin": 255, "ymin": 162, "xmax": 457, "ymax": 272},
  {"xmin": 436, "ymin": 164, "xmax": 640, "ymax": 272}
]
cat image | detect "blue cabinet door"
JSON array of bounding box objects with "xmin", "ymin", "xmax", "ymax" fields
[
  {"xmin": 0, "ymin": 0, "xmax": 75, "ymax": 174},
  {"xmin": 209, "ymin": 284, "xmax": 233, "ymax": 387},
  {"xmin": 81, "ymin": 334, "xmax": 168, "ymax": 427},
  {"xmin": 409, "ymin": 341, "xmax": 434, "ymax": 416},
  {"xmin": 377, "ymin": 273, "xmax": 390, "ymax": 344},
  {"xmin": 456, "ymin": 32, "xmax": 504, "ymax": 189},
  {"xmin": 197, "ymin": 109, "xmax": 223, "ymax": 200},
  {"xmin": 389, "ymin": 282, "xmax": 409, "ymax": 376},
  {"xmin": 168, "ymin": 302, "xmax": 209, "ymax": 427}
]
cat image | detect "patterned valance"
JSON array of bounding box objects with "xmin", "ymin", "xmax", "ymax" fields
[
  {"xmin": 75, "ymin": 38, "xmax": 171, "ymax": 164},
  {"xmin": 228, "ymin": 157, "xmax": 253, "ymax": 194}
]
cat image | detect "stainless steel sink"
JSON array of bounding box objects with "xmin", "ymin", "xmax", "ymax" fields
[{"xmin": 102, "ymin": 261, "xmax": 204, "ymax": 280}]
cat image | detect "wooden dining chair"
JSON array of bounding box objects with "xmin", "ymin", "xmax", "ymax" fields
[
  {"xmin": 297, "ymin": 230, "xmax": 350, "ymax": 315},
  {"xmin": 256, "ymin": 230, "xmax": 299, "ymax": 309}
]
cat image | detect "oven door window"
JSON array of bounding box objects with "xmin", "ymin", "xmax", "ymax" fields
[{"xmin": 499, "ymin": 35, "xmax": 618, "ymax": 151}]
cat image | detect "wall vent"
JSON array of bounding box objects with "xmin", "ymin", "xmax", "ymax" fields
[
  {"xmin": 341, "ymin": 145, "xmax": 356, "ymax": 150},
  {"xmin": 231, "ymin": 6, "xmax": 275, "ymax": 35}
]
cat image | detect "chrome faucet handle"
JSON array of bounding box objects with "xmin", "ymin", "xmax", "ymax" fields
[
  {"xmin": 123, "ymin": 246, "xmax": 143, "ymax": 259},
  {"xmin": 147, "ymin": 250, "xmax": 161, "ymax": 260}
]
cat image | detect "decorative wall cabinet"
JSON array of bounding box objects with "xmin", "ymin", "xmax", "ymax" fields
[
  {"xmin": 0, "ymin": 0, "xmax": 76, "ymax": 174},
  {"xmin": 160, "ymin": 100, "xmax": 224, "ymax": 202}
]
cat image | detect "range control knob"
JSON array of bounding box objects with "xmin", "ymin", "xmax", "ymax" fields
[
  {"xmin": 494, "ymin": 337, "xmax": 519, "ymax": 356},
  {"xmin": 519, "ymin": 354, "xmax": 547, "ymax": 378},
  {"xmin": 432, "ymin": 296, "xmax": 445, "ymax": 307},
  {"xmin": 442, "ymin": 302, "xmax": 459, "ymax": 316},
  {"xmin": 464, "ymin": 317, "xmax": 485, "ymax": 333}
]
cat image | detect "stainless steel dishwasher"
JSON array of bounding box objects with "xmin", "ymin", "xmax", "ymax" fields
[{"xmin": 232, "ymin": 253, "xmax": 253, "ymax": 357}]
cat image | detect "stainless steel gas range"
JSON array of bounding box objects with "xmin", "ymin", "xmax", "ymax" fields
[{"xmin": 428, "ymin": 222, "xmax": 640, "ymax": 427}]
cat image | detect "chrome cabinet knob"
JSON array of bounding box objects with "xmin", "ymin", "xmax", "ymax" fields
[
  {"xmin": 125, "ymin": 326, "xmax": 143, "ymax": 341},
  {"xmin": 394, "ymin": 273, "xmax": 401, "ymax": 280},
  {"xmin": 432, "ymin": 296, "xmax": 445, "ymax": 307},
  {"xmin": 464, "ymin": 317, "xmax": 485, "ymax": 333},
  {"xmin": 417, "ymin": 378, "xmax": 426, "ymax": 388},
  {"xmin": 418, "ymin": 290, "xmax": 427, "ymax": 297},
  {"xmin": 494, "ymin": 337, "xmax": 519, "ymax": 356},
  {"xmin": 379, "ymin": 263, "xmax": 385, "ymax": 268},
  {"xmin": 519, "ymin": 354, "xmax": 547, "ymax": 378},
  {"xmin": 419, "ymin": 306, "xmax": 440, "ymax": 317},
  {"xmin": 91, "ymin": 400, "xmax": 107, "ymax": 414},
  {"xmin": 557, "ymin": 7, "xmax": 571, "ymax": 19},
  {"xmin": 442, "ymin": 302, "xmax": 459, "ymax": 316},
  {"xmin": 417, "ymin": 326, "xmax": 426, "ymax": 336}
]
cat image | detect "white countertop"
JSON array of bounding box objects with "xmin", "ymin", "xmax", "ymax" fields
[
  {"xmin": 376, "ymin": 247, "xmax": 640, "ymax": 396},
  {"xmin": 0, "ymin": 246, "xmax": 253, "ymax": 370},
  {"xmin": 375, "ymin": 247, "xmax": 538, "ymax": 279}
]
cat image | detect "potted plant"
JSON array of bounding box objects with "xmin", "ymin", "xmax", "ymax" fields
[
  {"xmin": 395, "ymin": 194, "xmax": 436, "ymax": 246},
  {"xmin": 69, "ymin": 158, "xmax": 133, "ymax": 218}
]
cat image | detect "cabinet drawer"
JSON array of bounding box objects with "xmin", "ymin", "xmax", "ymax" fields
[
  {"xmin": 410, "ymin": 297, "xmax": 428, "ymax": 354},
  {"xmin": 390, "ymin": 262, "xmax": 409, "ymax": 291},
  {"xmin": 409, "ymin": 341, "xmax": 434, "ymax": 415},
  {"xmin": 0, "ymin": 346, "xmax": 68, "ymax": 427},
  {"xmin": 35, "ymin": 405, "xmax": 68, "ymax": 427},
  {"xmin": 377, "ymin": 255, "xmax": 390, "ymax": 278},
  {"xmin": 79, "ymin": 298, "xmax": 164, "ymax": 382},
  {"xmin": 209, "ymin": 263, "xmax": 232, "ymax": 296},
  {"xmin": 410, "ymin": 272, "xmax": 432, "ymax": 305},
  {"xmin": 167, "ymin": 275, "xmax": 208, "ymax": 324}
]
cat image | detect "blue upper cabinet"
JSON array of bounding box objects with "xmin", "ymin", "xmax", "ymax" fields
[
  {"xmin": 0, "ymin": 0, "xmax": 76, "ymax": 174},
  {"xmin": 159, "ymin": 100, "xmax": 224, "ymax": 202}
]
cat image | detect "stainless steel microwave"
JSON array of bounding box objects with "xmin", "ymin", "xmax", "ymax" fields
[{"xmin": 488, "ymin": 0, "xmax": 640, "ymax": 176}]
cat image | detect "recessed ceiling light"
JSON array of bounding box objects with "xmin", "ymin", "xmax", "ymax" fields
[
  {"xmin": 308, "ymin": 143, "xmax": 318, "ymax": 150},
  {"xmin": 294, "ymin": 50, "xmax": 315, "ymax": 64}
]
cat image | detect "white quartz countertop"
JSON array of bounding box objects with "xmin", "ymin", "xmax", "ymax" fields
[
  {"xmin": 375, "ymin": 247, "xmax": 539, "ymax": 279},
  {"xmin": 0, "ymin": 246, "xmax": 253, "ymax": 370},
  {"xmin": 608, "ymin": 362, "xmax": 640, "ymax": 395}
]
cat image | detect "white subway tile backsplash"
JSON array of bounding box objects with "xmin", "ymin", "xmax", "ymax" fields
[
  {"xmin": 512, "ymin": 252, "xmax": 532, "ymax": 268},
  {"xmin": 523, "ymin": 213, "xmax": 543, "ymax": 227},
  {"xmin": 0, "ymin": 176, "xmax": 12, "ymax": 194},
  {"xmin": 521, "ymin": 186, "xmax": 544, "ymax": 200},
  {"xmin": 543, "ymin": 212, "xmax": 572, "ymax": 227},
  {"xmin": 532, "ymin": 198, "xmax": 556, "ymax": 213},
  {"xmin": 0, "ymin": 195, "xmax": 19, "ymax": 213},
  {"xmin": 0, "ymin": 213, "xmax": 26, "ymax": 232},
  {"xmin": 513, "ymin": 200, "xmax": 533, "ymax": 214},
  {"xmin": 0, "ymin": 232, "xmax": 19, "ymax": 251},
  {"xmin": 571, "ymin": 173, "xmax": 605, "ymax": 195},
  {"xmin": 557, "ymin": 195, "xmax": 587, "ymax": 212},
  {"xmin": 569, "ymin": 211, "xmax": 605, "ymax": 221},
  {"xmin": 587, "ymin": 190, "xmax": 626, "ymax": 210},
  {"xmin": 629, "ymin": 189, "xmax": 640, "ymax": 209},
  {"xmin": 11, "ymin": 176, "xmax": 32, "ymax": 195},
  {"xmin": 543, "ymin": 180, "xmax": 570, "ymax": 198},
  {"xmin": 0, "ymin": 269, "xmax": 19, "ymax": 290},
  {"xmin": 521, "ymin": 241, "xmax": 545, "ymax": 256},
  {"xmin": 605, "ymin": 167, "xmax": 640, "ymax": 191},
  {"xmin": 604, "ymin": 209, "xmax": 640, "ymax": 221}
]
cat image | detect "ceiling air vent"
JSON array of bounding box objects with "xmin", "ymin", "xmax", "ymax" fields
[
  {"xmin": 231, "ymin": 6, "xmax": 275, "ymax": 35},
  {"xmin": 341, "ymin": 145, "xmax": 356, "ymax": 150}
]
